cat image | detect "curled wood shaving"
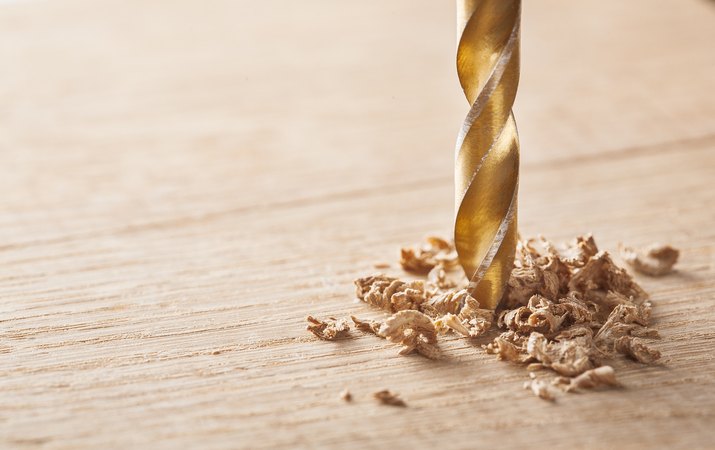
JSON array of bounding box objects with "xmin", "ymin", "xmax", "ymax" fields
[
  {"xmin": 499, "ymin": 294, "xmax": 591, "ymax": 337},
  {"xmin": 594, "ymin": 303, "xmax": 653, "ymax": 350},
  {"xmin": 354, "ymin": 275, "xmax": 429, "ymax": 312},
  {"xmin": 400, "ymin": 236, "xmax": 458, "ymax": 274},
  {"xmin": 351, "ymin": 316, "xmax": 383, "ymax": 336},
  {"xmin": 427, "ymin": 264, "xmax": 462, "ymax": 290},
  {"xmin": 556, "ymin": 365, "xmax": 619, "ymax": 392},
  {"xmin": 433, "ymin": 313, "xmax": 471, "ymax": 337},
  {"xmin": 526, "ymin": 332, "xmax": 595, "ymax": 377},
  {"xmin": 354, "ymin": 274, "xmax": 398, "ymax": 309},
  {"xmin": 614, "ymin": 336, "xmax": 661, "ymax": 364},
  {"xmin": 560, "ymin": 234, "xmax": 599, "ymax": 268},
  {"xmin": 306, "ymin": 316, "xmax": 350, "ymax": 341},
  {"xmin": 503, "ymin": 263, "xmax": 560, "ymax": 308},
  {"xmin": 523, "ymin": 376, "xmax": 556, "ymax": 401},
  {"xmin": 422, "ymin": 288, "xmax": 470, "ymax": 317},
  {"xmin": 458, "ymin": 296, "xmax": 493, "ymax": 337},
  {"xmin": 619, "ymin": 243, "xmax": 679, "ymax": 277},
  {"xmin": 485, "ymin": 331, "xmax": 531, "ymax": 363},
  {"xmin": 568, "ymin": 251, "xmax": 648, "ymax": 302},
  {"xmin": 379, "ymin": 310, "xmax": 440, "ymax": 359},
  {"xmin": 373, "ymin": 389, "xmax": 406, "ymax": 407},
  {"xmin": 434, "ymin": 294, "xmax": 493, "ymax": 337}
]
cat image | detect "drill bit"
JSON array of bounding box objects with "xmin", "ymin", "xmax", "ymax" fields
[{"xmin": 454, "ymin": 0, "xmax": 521, "ymax": 309}]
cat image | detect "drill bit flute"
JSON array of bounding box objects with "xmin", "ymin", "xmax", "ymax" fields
[{"xmin": 455, "ymin": 0, "xmax": 521, "ymax": 309}]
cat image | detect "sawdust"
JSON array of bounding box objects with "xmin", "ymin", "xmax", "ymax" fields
[{"xmin": 309, "ymin": 234, "xmax": 676, "ymax": 402}]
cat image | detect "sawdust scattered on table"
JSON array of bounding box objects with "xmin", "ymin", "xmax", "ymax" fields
[{"xmin": 309, "ymin": 234, "xmax": 679, "ymax": 402}]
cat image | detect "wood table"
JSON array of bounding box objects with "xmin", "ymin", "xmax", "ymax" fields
[{"xmin": 2, "ymin": 0, "xmax": 714, "ymax": 448}]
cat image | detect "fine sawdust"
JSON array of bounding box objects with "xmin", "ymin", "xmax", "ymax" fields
[{"xmin": 310, "ymin": 234, "xmax": 678, "ymax": 402}]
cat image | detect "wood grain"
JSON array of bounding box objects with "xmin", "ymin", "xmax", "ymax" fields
[{"xmin": 1, "ymin": 0, "xmax": 714, "ymax": 448}]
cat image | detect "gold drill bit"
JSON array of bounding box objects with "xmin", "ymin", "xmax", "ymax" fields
[{"xmin": 455, "ymin": 0, "xmax": 521, "ymax": 309}]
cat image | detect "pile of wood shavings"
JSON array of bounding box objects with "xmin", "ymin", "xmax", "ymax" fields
[{"xmin": 307, "ymin": 235, "xmax": 677, "ymax": 401}]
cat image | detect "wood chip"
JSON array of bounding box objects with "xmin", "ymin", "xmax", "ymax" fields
[
  {"xmin": 399, "ymin": 236, "xmax": 458, "ymax": 275},
  {"xmin": 354, "ymin": 275, "xmax": 429, "ymax": 312},
  {"xmin": 523, "ymin": 377, "xmax": 556, "ymax": 401},
  {"xmin": 340, "ymin": 389, "xmax": 352, "ymax": 402},
  {"xmin": 373, "ymin": 389, "xmax": 406, "ymax": 407},
  {"xmin": 306, "ymin": 316, "xmax": 350, "ymax": 341},
  {"xmin": 619, "ymin": 243, "xmax": 679, "ymax": 276},
  {"xmin": 614, "ymin": 336, "xmax": 661, "ymax": 364},
  {"xmin": 351, "ymin": 316, "xmax": 383, "ymax": 336},
  {"xmin": 379, "ymin": 310, "xmax": 440, "ymax": 359},
  {"xmin": 558, "ymin": 365, "xmax": 620, "ymax": 392}
]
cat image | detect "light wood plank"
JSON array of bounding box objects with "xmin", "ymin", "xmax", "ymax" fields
[{"xmin": 1, "ymin": 0, "xmax": 714, "ymax": 448}]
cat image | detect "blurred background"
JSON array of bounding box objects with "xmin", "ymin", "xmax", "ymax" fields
[{"xmin": 2, "ymin": 1, "xmax": 713, "ymax": 238}]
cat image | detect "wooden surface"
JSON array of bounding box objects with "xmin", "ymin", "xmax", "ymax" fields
[{"xmin": 1, "ymin": 0, "xmax": 714, "ymax": 448}]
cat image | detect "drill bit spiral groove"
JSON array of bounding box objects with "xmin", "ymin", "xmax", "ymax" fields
[{"xmin": 455, "ymin": 0, "xmax": 521, "ymax": 309}]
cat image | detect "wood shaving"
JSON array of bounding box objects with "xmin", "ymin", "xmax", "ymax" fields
[
  {"xmin": 556, "ymin": 365, "xmax": 619, "ymax": 392},
  {"xmin": 427, "ymin": 264, "xmax": 461, "ymax": 290},
  {"xmin": 373, "ymin": 389, "xmax": 406, "ymax": 407},
  {"xmin": 457, "ymin": 296, "xmax": 493, "ymax": 337},
  {"xmin": 526, "ymin": 363, "xmax": 545, "ymax": 372},
  {"xmin": 306, "ymin": 316, "xmax": 350, "ymax": 340},
  {"xmin": 354, "ymin": 275, "xmax": 429, "ymax": 312},
  {"xmin": 340, "ymin": 389, "xmax": 353, "ymax": 402},
  {"xmin": 485, "ymin": 331, "xmax": 532, "ymax": 363},
  {"xmin": 593, "ymin": 303, "xmax": 658, "ymax": 359},
  {"xmin": 379, "ymin": 310, "xmax": 441, "ymax": 359},
  {"xmin": 422, "ymin": 288, "xmax": 469, "ymax": 317},
  {"xmin": 523, "ymin": 376, "xmax": 556, "ymax": 401},
  {"xmin": 560, "ymin": 234, "xmax": 599, "ymax": 268},
  {"xmin": 351, "ymin": 316, "xmax": 383, "ymax": 336},
  {"xmin": 433, "ymin": 313, "xmax": 471, "ymax": 337},
  {"xmin": 619, "ymin": 243, "xmax": 679, "ymax": 276},
  {"xmin": 526, "ymin": 332, "xmax": 595, "ymax": 376},
  {"xmin": 568, "ymin": 251, "xmax": 648, "ymax": 302},
  {"xmin": 400, "ymin": 236, "xmax": 458, "ymax": 275},
  {"xmin": 614, "ymin": 336, "xmax": 661, "ymax": 364},
  {"xmin": 433, "ymin": 294, "xmax": 492, "ymax": 338}
]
